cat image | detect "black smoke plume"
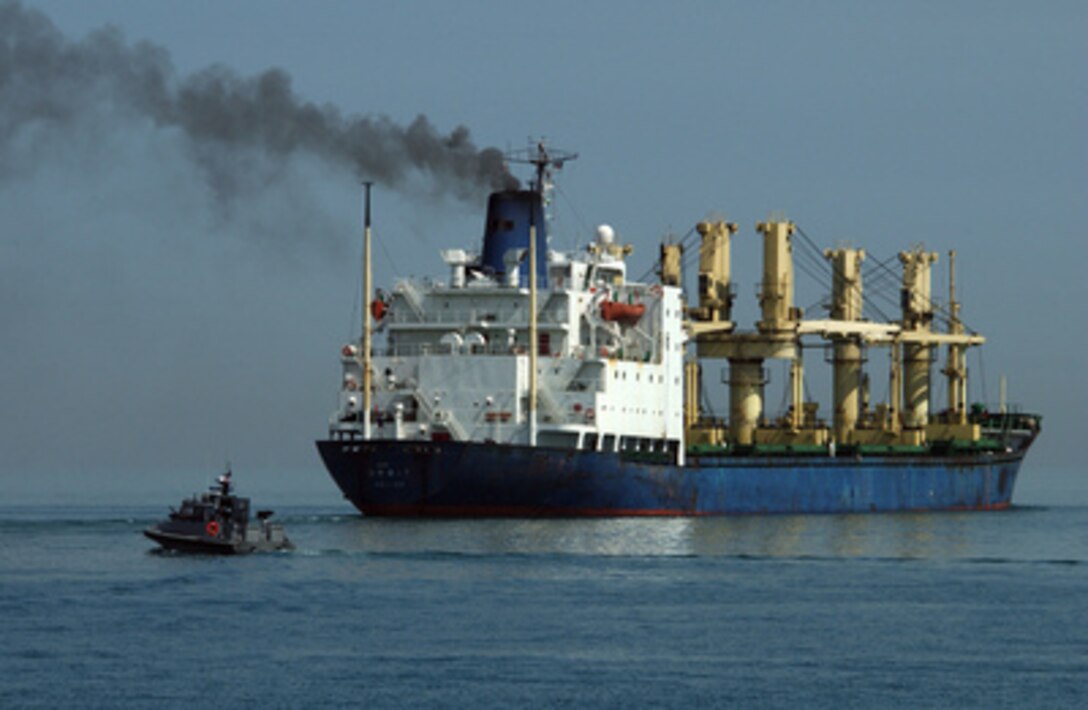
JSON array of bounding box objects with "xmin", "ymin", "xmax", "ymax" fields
[{"xmin": 0, "ymin": 1, "xmax": 518, "ymax": 202}]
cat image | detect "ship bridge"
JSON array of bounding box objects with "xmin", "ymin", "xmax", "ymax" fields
[{"xmin": 330, "ymin": 145, "xmax": 687, "ymax": 463}]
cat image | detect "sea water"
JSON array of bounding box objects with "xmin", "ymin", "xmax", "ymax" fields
[{"xmin": 2, "ymin": 472, "xmax": 1086, "ymax": 708}]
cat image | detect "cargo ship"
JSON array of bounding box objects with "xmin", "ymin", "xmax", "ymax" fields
[{"xmin": 316, "ymin": 144, "xmax": 1040, "ymax": 516}]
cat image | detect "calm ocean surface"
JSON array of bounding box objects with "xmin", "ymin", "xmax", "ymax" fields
[{"xmin": 2, "ymin": 470, "xmax": 1086, "ymax": 708}]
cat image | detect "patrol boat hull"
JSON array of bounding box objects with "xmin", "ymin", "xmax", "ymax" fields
[
  {"xmin": 143, "ymin": 529, "xmax": 244, "ymax": 555},
  {"xmin": 316, "ymin": 440, "xmax": 1026, "ymax": 516}
]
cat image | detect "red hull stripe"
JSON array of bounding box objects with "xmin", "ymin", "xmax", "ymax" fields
[{"xmin": 355, "ymin": 501, "xmax": 1012, "ymax": 517}]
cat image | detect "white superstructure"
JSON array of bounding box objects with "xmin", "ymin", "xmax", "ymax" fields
[{"xmin": 330, "ymin": 226, "xmax": 687, "ymax": 462}]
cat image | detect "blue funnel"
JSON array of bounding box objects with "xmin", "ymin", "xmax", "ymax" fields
[{"xmin": 480, "ymin": 190, "xmax": 548, "ymax": 287}]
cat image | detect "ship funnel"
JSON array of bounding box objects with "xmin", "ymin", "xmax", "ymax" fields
[{"xmin": 481, "ymin": 190, "xmax": 549, "ymax": 287}]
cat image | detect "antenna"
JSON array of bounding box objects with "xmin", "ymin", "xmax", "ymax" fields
[{"xmin": 505, "ymin": 140, "xmax": 578, "ymax": 195}]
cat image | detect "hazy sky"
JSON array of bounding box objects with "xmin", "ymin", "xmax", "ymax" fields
[{"xmin": 2, "ymin": 0, "xmax": 1085, "ymax": 504}]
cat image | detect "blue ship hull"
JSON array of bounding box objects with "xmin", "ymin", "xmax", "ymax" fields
[{"xmin": 316, "ymin": 440, "xmax": 1026, "ymax": 516}]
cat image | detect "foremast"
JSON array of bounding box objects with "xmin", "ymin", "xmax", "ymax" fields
[
  {"xmin": 362, "ymin": 182, "xmax": 374, "ymax": 440},
  {"xmin": 506, "ymin": 143, "xmax": 579, "ymax": 448}
]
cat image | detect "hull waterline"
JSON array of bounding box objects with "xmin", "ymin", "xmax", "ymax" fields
[{"xmin": 317, "ymin": 440, "xmax": 1024, "ymax": 517}]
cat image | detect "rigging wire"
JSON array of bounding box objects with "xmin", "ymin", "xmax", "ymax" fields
[
  {"xmin": 792, "ymin": 225, "xmax": 832, "ymax": 270},
  {"xmin": 793, "ymin": 224, "xmax": 895, "ymax": 323},
  {"xmin": 802, "ymin": 294, "xmax": 831, "ymax": 316},
  {"xmin": 863, "ymin": 254, "xmax": 902, "ymax": 284},
  {"xmin": 553, "ymin": 183, "xmax": 595, "ymax": 252},
  {"xmin": 635, "ymin": 218, "xmax": 980, "ymax": 351},
  {"xmin": 863, "ymin": 251, "xmax": 980, "ymax": 335},
  {"xmin": 803, "ymin": 375, "xmax": 816, "ymax": 408},
  {"xmin": 636, "ymin": 225, "xmax": 697, "ymax": 283},
  {"xmin": 794, "ymin": 252, "xmax": 835, "ymax": 296},
  {"xmin": 859, "ymin": 286, "xmax": 901, "ymax": 322},
  {"xmin": 375, "ymin": 229, "xmax": 400, "ymax": 279},
  {"xmin": 861, "ymin": 254, "xmax": 904, "ymax": 294},
  {"xmin": 775, "ymin": 360, "xmax": 791, "ymax": 416},
  {"xmin": 699, "ymin": 369, "xmax": 717, "ymax": 418},
  {"xmin": 975, "ymin": 347, "xmax": 988, "ymax": 406},
  {"xmin": 775, "ymin": 229, "xmax": 834, "ymax": 317},
  {"xmin": 677, "ymin": 222, "xmax": 701, "ymax": 249},
  {"xmin": 349, "ymin": 242, "xmax": 362, "ymax": 342},
  {"xmin": 793, "ymin": 241, "xmax": 832, "ymax": 277}
]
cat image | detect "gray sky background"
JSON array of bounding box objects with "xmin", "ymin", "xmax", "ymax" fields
[{"xmin": 2, "ymin": 0, "xmax": 1085, "ymax": 505}]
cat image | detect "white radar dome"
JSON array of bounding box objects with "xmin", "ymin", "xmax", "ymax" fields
[{"xmin": 596, "ymin": 224, "xmax": 615, "ymax": 245}]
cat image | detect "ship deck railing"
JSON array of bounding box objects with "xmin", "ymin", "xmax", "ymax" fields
[
  {"xmin": 387, "ymin": 307, "xmax": 570, "ymax": 327},
  {"xmin": 383, "ymin": 343, "xmax": 542, "ymax": 357},
  {"xmin": 685, "ymin": 438, "xmax": 1013, "ymax": 459},
  {"xmin": 380, "ymin": 342, "xmax": 654, "ymax": 362}
]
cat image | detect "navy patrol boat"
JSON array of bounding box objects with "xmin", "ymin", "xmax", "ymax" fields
[{"xmin": 144, "ymin": 470, "xmax": 292, "ymax": 554}]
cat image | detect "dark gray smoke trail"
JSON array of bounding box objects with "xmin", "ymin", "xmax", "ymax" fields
[{"xmin": 0, "ymin": 1, "xmax": 518, "ymax": 202}]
